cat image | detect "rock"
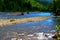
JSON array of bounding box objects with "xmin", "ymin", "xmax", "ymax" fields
[
  {"xmin": 52, "ymin": 34, "xmax": 58, "ymax": 38},
  {"xmin": 10, "ymin": 19, "xmax": 15, "ymax": 22}
]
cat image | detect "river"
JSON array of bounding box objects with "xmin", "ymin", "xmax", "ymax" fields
[{"xmin": 0, "ymin": 12, "xmax": 60, "ymax": 40}]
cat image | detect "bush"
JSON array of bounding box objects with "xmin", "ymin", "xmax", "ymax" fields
[{"xmin": 56, "ymin": 25, "xmax": 60, "ymax": 31}]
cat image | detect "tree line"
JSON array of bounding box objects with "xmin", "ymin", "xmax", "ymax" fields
[
  {"xmin": 0, "ymin": 0, "xmax": 52, "ymax": 12},
  {"xmin": 0, "ymin": 0, "xmax": 60, "ymax": 15}
]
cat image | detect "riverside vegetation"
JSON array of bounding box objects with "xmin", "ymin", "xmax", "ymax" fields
[{"xmin": 54, "ymin": 25, "xmax": 60, "ymax": 40}]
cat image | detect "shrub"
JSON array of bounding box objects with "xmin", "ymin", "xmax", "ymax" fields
[{"xmin": 56, "ymin": 25, "xmax": 60, "ymax": 31}]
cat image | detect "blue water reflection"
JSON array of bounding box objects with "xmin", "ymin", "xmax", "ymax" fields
[
  {"xmin": 2, "ymin": 17, "xmax": 57, "ymax": 33},
  {"xmin": 0, "ymin": 12, "xmax": 53, "ymax": 18},
  {"xmin": 0, "ymin": 12, "xmax": 58, "ymax": 33}
]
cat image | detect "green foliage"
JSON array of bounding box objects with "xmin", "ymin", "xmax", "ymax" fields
[
  {"xmin": 53, "ymin": 0, "xmax": 60, "ymax": 15},
  {"xmin": 0, "ymin": 0, "xmax": 52, "ymax": 12},
  {"xmin": 56, "ymin": 25, "xmax": 60, "ymax": 30},
  {"xmin": 56, "ymin": 25, "xmax": 60, "ymax": 40}
]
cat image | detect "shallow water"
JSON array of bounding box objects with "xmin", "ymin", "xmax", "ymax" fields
[
  {"xmin": 0, "ymin": 12, "xmax": 59, "ymax": 40},
  {"xmin": 0, "ymin": 12, "xmax": 58, "ymax": 32},
  {"xmin": 0, "ymin": 12, "xmax": 53, "ymax": 18}
]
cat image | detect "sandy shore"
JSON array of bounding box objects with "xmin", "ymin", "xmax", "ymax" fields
[{"xmin": 0, "ymin": 17, "xmax": 52, "ymax": 27}]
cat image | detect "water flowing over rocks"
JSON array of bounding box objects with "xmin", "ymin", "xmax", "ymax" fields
[{"xmin": 1, "ymin": 31, "xmax": 55, "ymax": 40}]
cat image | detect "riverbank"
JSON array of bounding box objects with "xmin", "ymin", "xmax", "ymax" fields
[{"xmin": 0, "ymin": 16, "xmax": 52, "ymax": 27}]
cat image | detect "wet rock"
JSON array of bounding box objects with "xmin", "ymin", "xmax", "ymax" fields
[{"xmin": 52, "ymin": 34, "xmax": 58, "ymax": 38}]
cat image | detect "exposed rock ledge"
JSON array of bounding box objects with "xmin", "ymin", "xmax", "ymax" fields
[{"xmin": 0, "ymin": 16, "xmax": 52, "ymax": 27}]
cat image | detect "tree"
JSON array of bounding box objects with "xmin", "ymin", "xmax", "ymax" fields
[
  {"xmin": 0, "ymin": 0, "xmax": 52, "ymax": 12},
  {"xmin": 53, "ymin": 0, "xmax": 57, "ymax": 13},
  {"xmin": 53, "ymin": 0, "xmax": 60, "ymax": 16}
]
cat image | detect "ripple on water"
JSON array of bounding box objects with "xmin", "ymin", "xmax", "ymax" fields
[{"xmin": 0, "ymin": 12, "xmax": 59, "ymax": 40}]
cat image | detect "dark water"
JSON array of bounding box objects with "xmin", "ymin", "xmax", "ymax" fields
[{"xmin": 0, "ymin": 12, "xmax": 59, "ymax": 40}]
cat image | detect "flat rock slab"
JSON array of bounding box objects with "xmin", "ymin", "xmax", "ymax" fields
[{"xmin": 0, "ymin": 16, "xmax": 52, "ymax": 27}]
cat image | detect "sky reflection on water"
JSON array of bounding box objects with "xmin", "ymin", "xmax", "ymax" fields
[
  {"xmin": 0, "ymin": 12, "xmax": 58, "ymax": 33},
  {"xmin": 0, "ymin": 12, "xmax": 52, "ymax": 18},
  {"xmin": 1, "ymin": 17, "xmax": 57, "ymax": 33}
]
